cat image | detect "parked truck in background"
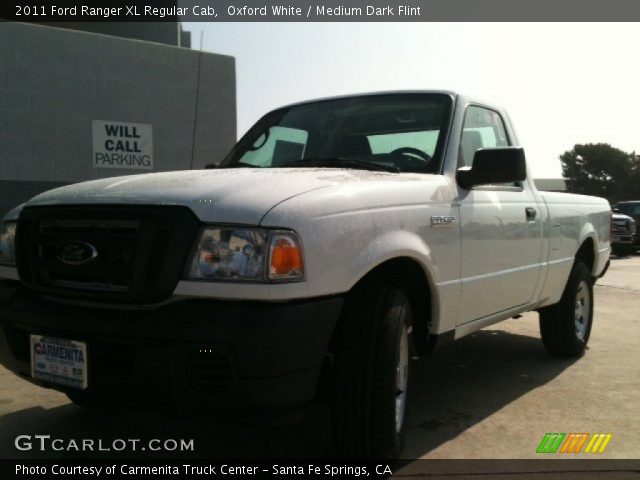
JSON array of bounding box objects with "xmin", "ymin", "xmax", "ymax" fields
[
  {"xmin": 611, "ymin": 212, "xmax": 636, "ymax": 257},
  {"xmin": 0, "ymin": 91, "xmax": 611, "ymax": 458},
  {"xmin": 614, "ymin": 201, "xmax": 640, "ymax": 252}
]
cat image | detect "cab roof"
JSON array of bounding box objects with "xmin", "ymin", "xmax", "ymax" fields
[
  {"xmin": 280, "ymin": 90, "xmax": 459, "ymax": 109},
  {"xmin": 279, "ymin": 90, "xmax": 504, "ymax": 114}
]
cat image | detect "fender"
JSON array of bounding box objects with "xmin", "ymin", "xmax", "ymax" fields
[
  {"xmin": 538, "ymin": 225, "xmax": 599, "ymax": 309},
  {"xmin": 577, "ymin": 224, "xmax": 608, "ymax": 277},
  {"xmin": 347, "ymin": 229, "xmax": 449, "ymax": 334}
]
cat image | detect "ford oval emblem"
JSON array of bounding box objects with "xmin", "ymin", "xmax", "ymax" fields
[{"xmin": 56, "ymin": 241, "xmax": 98, "ymax": 265}]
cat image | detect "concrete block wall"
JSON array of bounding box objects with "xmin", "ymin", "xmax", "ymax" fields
[{"xmin": 0, "ymin": 22, "xmax": 236, "ymax": 218}]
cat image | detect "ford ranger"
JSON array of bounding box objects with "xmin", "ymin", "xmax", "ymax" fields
[{"xmin": 0, "ymin": 91, "xmax": 611, "ymax": 458}]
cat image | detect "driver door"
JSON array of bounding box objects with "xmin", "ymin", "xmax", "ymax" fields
[{"xmin": 456, "ymin": 106, "xmax": 544, "ymax": 324}]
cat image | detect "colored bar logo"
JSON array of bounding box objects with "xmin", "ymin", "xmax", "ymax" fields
[{"xmin": 537, "ymin": 433, "xmax": 612, "ymax": 454}]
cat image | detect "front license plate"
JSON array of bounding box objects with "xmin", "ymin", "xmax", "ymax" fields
[{"xmin": 30, "ymin": 335, "xmax": 87, "ymax": 390}]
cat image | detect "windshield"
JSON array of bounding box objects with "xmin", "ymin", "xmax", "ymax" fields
[
  {"xmin": 615, "ymin": 203, "xmax": 640, "ymax": 216},
  {"xmin": 219, "ymin": 93, "xmax": 453, "ymax": 173}
]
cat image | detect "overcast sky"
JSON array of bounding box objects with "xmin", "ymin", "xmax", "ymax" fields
[{"xmin": 184, "ymin": 22, "xmax": 640, "ymax": 177}]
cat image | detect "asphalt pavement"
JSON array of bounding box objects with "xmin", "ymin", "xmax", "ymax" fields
[{"xmin": 1, "ymin": 255, "xmax": 638, "ymax": 463}]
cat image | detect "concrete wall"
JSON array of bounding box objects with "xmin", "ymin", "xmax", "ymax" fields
[{"xmin": 0, "ymin": 22, "xmax": 236, "ymax": 218}]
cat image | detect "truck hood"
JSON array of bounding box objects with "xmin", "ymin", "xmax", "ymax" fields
[{"xmin": 25, "ymin": 168, "xmax": 409, "ymax": 224}]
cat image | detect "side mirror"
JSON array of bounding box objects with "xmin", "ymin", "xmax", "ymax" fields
[{"xmin": 456, "ymin": 147, "xmax": 527, "ymax": 190}]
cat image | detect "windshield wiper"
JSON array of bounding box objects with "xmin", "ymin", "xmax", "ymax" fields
[
  {"xmin": 219, "ymin": 161, "xmax": 257, "ymax": 169},
  {"xmin": 279, "ymin": 157, "xmax": 399, "ymax": 173}
]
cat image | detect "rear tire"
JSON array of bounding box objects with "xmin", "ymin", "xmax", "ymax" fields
[
  {"xmin": 330, "ymin": 283, "xmax": 412, "ymax": 459},
  {"xmin": 539, "ymin": 262, "xmax": 593, "ymax": 357}
]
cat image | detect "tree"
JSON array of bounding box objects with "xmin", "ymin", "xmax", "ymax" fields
[{"xmin": 560, "ymin": 143, "xmax": 640, "ymax": 203}]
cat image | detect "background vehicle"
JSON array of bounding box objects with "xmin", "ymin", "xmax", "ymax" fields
[
  {"xmin": 0, "ymin": 91, "xmax": 611, "ymax": 458},
  {"xmin": 611, "ymin": 212, "xmax": 636, "ymax": 257},
  {"xmin": 614, "ymin": 201, "xmax": 640, "ymax": 252}
]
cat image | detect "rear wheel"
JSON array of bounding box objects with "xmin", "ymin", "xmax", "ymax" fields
[
  {"xmin": 330, "ymin": 283, "xmax": 412, "ymax": 459},
  {"xmin": 539, "ymin": 262, "xmax": 593, "ymax": 357}
]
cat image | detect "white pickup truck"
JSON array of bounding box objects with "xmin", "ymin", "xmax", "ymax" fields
[{"xmin": 0, "ymin": 91, "xmax": 611, "ymax": 458}]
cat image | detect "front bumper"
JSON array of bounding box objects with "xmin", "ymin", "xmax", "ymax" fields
[
  {"xmin": 0, "ymin": 280, "xmax": 343, "ymax": 414},
  {"xmin": 612, "ymin": 234, "xmax": 634, "ymax": 245}
]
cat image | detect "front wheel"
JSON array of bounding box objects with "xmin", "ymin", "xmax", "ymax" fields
[
  {"xmin": 330, "ymin": 283, "xmax": 412, "ymax": 458},
  {"xmin": 539, "ymin": 262, "xmax": 594, "ymax": 357}
]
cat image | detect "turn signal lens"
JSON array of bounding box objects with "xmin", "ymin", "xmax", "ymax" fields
[{"xmin": 268, "ymin": 233, "xmax": 304, "ymax": 281}]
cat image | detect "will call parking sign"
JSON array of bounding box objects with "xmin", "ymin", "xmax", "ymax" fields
[{"xmin": 92, "ymin": 120, "xmax": 153, "ymax": 170}]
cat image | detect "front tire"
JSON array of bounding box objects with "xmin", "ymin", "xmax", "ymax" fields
[
  {"xmin": 539, "ymin": 262, "xmax": 594, "ymax": 357},
  {"xmin": 330, "ymin": 283, "xmax": 412, "ymax": 459}
]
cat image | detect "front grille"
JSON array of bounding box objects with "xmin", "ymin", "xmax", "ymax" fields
[
  {"xmin": 36, "ymin": 219, "xmax": 139, "ymax": 293},
  {"xmin": 16, "ymin": 206, "xmax": 199, "ymax": 303},
  {"xmin": 185, "ymin": 350, "xmax": 234, "ymax": 394}
]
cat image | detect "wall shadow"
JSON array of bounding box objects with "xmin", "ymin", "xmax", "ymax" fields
[{"xmin": 0, "ymin": 328, "xmax": 576, "ymax": 459}]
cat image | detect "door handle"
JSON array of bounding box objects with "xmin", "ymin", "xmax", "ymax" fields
[{"xmin": 525, "ymin": 207, "xmax": 537, "ymax": 221}]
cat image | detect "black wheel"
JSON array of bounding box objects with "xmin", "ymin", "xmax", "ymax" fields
[
  {"xmin": 612, "ymin": 245, "xmax": 632, "ymax": 257},
  {"xmin": 330, "ymin": 282, "xmax": 412, "ymax": 459},
  {"xmin": 539, "ymin": 262, "xmax": 593, "ymax": 357}
]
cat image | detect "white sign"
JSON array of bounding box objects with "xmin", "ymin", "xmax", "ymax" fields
[
  {"xmin": 92, "ymin": 120, "xmax": 153, "ymax": 170},
  {"xmin": 30, "ymin": 335, "xmax": 88, "ymax": 390}
]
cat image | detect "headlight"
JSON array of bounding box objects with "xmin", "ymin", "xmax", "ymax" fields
[
  {"xmin": 0, "ymin": 222, "xmax": 17, "ymax": 266},
  {"xmin": 185, "ymin": 227, "xmax": 304, "ymax": 283}
]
